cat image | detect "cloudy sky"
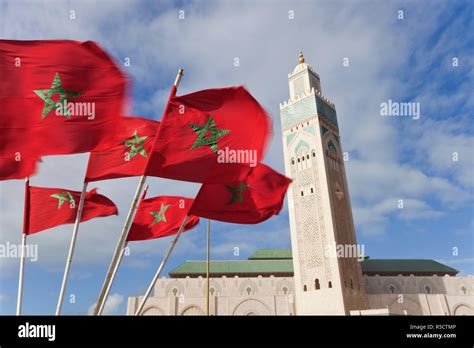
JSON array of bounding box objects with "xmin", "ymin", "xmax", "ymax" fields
[{"xmin": 0, "ymin": 0, "xmax": 472, "ymax": 315}]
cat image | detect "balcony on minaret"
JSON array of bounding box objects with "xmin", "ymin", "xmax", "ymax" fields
[{"xmin": 288, "ymin": 50, "xmax": 322, "ymax": 99}]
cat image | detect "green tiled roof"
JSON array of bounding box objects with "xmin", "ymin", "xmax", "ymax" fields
[
  {"xmin": 360, "ymin": 259, "xmax": 458, "ymax": 275},
  {"xmin": 248, "ymin": 249, "xmax": 292, "ymax": 260},
  {"xmin": 169, "ymin": 260, "xmax": 294, "ymax": 277},
  {"xmin": 169, "ymin": 249, "xmax": 459, "ymax": 277}
]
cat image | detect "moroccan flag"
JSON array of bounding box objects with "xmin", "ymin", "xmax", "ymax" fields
[
  {"xmin": 145, "ymin": 86, "xmax": 271, "ymax": 184},
  {"xmin": 0, "ymin": 40, "xmax": 128, "ymax": 158},
  {"xmin": 0, "ymin": 153, "xmax": 39, "ymax": 180},
  {"xmin": 189, "ymin": 163, "xmax": 291, "ymax": 224},
  {"xmin": 127, "ymin": 196, "xmax": 199, "ymax": 241},
  {"xmin": 25, "ymin": 186, "xmax": 118, "ymax": 235},
  {"xmin": 85, "ymin": 116, "xmax": 160, "ymax": 182}
]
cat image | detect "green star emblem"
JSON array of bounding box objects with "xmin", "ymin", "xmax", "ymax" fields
[
  {"xmin": 227, "ymin": 182, "xmax": 249, "ymax": 205},
  {"xmin": 50, "ymin": 191, "xmax": 75, "ymax": 209},
  {"xmin": 124, "ymin": 130, "xmax": 148, "ymax": 159},
  {"xmin": 189, "ymin": 116, "xmax": 230, "ymax": 154},
  {"xmin": 149, "ymin": 203, "xmax": 170, "ymax": 225},
  {"xmin": 34, "ymin": 72, "xmax": 82, "ymax": 120}
]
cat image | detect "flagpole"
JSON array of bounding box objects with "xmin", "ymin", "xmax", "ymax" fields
[
  {"xmin": 206, "ymin": 218, "xmax": 211, "ymax": 316},
  {"xmin": 97, "ymin": 241, "xmax": 128, "ymax": 315},
  {"xmin": 17, "ymin": 177, "xmax": 29, "ymax": 315},
  {"xmin": 96, "ymin": 185, "xmax": 147, "ymax": 315},
  {"xmin": 134, "ymin": 215, "xmax": 189, "ymax": 316},
  {"xmin": 55, "ymin": 181, "xmax": 88, "ymax": 315},
  {"xmin": 93, "ymin": 69, "xmax": 183, "ymax": 316},
  {"xmin": 92, "ymin": 175, "xmax": 146, "ymax": 315}
]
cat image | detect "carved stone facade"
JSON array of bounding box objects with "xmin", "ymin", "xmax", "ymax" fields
[
  {"xmin": 127, "ymin": 276, "xmax": 296, "ymax": 316},
  {"xmin": 126, "ymin": 273, "xmax": 474, "ymax": 315}
]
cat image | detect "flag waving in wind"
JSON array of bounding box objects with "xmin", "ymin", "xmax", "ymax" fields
[
  {"xmin": 25, "ymin": 186, "xmax": 118, "ymax": 235},
  {"xmin": 127, "ymin": 196, "xmax": 199, "ymax": 241},
  {"xmin": 85, "ymin": 116, "xmax": 160, "ymax": 182},
  {"xmin": 0, "ymin": 40, "xmax": 128, "ymax": 160},
  {"xmin": 145, "ymin": 86, "xmax": 272, "ymax": 184},
  {"xmin": 189, "ymin": 163, "xmax": 291, "ymax": 224}
]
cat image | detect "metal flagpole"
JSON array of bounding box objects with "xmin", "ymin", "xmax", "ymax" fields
[
  {"xmin": 17, "ymin": 177, "xmax": 29, "ymax": 315},
  {"xmin": 97, "ymin": 185, "xmax": 147, "ymax": 315},
  {"xmin": 93, "ymin": 70, "xmax": 183, "ymax": 315},
  {"xmin": 206, "ymin": 219, "xmax": 210, "ymax": 316},
  {"xmin": 97, "ymin": 241, "xmax": 128, "ymax": 315},
  {"xmin": 16, "ymin": 232, "xmax": 26, "ymax": 315},
  {"xmin": 55, "ymin": 181, "xmax": 88, "ymax": 315},
  {"xmin": 134, "ymin": 215, "xmax": 190, "ymax": 316}
]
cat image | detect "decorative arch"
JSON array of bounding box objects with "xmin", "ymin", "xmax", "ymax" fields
[
  {"xmin": 201, "ymin": 280, "xmax": 222, "ymax": 296},
  {"xmin": 276, "ymin": 279, "xmax": 294, "ymax": 296},
  {"xmin": 232, "ymin": 299, "xmax": 272, "ymax": 316},
  {"xmin": 239, "ymin": 279, "xmax": 258, "ymax": 296},
  {"xmin": 181, "ymin": 305, "xmax": 204, "ymax": 316},
  {"xmin": 418, "ymin": 278, "xmax": 438, "ymax": 294},
  {"xmin": 388, "ymin": 296, "xmax": 423, "ymax": 315},
  {"xmin": 165, "ymin": 280, "xmax": 185, "ymax": 297},
  {"xmin": 287, "ymin": 129, "xmax": 316, "ymax": 158},
  {"xmin": 141, "ymin": 305, "xmax": 165, "ymax": 316},
  {"xmin": 453, "ymin": 303, "xmax": 474, "ymax": 316},
  {"xmin": 382, "ymin": 279, "xmax": 402, "ymax": 294}
]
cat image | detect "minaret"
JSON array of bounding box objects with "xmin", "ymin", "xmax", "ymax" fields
[{"xmin": 280, "ymin": 51, "xmax": 367, "ymax": 314}]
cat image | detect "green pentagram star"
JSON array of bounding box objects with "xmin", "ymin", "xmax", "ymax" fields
[
  {"xmin": 149, "ymin": 203, "xmax": 170, "ymax": 225},
  {"xmin": 34, "ymin": 72, "xmax": 82, "ymax": 120},
  {"xmin": 124, "ymin": 130, "xmax": 148, "ymax": 159},
  {"xmin": 227, "ymin": 182, "xmax": 249, "ymax": 205},
  {"xmin": 50, "ymin": 191, "xmax": 75, "ymax": 209},
  {"xmin": 189, "ymin": 116, "xmax": 230, "ymax": 154}
]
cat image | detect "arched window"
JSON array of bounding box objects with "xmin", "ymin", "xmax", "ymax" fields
[
  {"xmin": 312, "ymin": 150, "xmax": 316, "ymax": 158},
  {"xmin": 315, "ymin": 279, "xmax": 320, "ymax": 290},
  {"xmin": 303, "ymin": 285, "xmax": 307, "ymax": 292},
  {"xmin": 310, "ymin": 188, "xmax": 314, "ymax": 194},
  {"xmin": 461, "ymin": 286, "xmax": 467, "ymax": 295},
  {"xmin": 171, "ymin": 288, "xmax": 179, "ymax": 297},
  {"xmin": 328, "ymin": 281, "xmax": 332, "ymax": 288},
  {"xmin": 306, "ymin": 154, "xmax": 309, "ymax": 159},
  {"xmin": 291, "ymin": 158, "xmax": 295, "ymax": 165},
  {"xmin": 297, "ymin": 158, "xmax": 300, "ymax": 163},
  {"xmin": 301, "ymin": 191, "xmax": 304, "ymax": 196},
  {"xmin": 246, "ymin": 287, "xmax": 252, "ymax": 295},
  {"xmin": 282, "ymin": 287, "xmax": 288, "ymax": 295},
  {"xmin": 388, "ymin": 285, "xmax": 396, "ymax": 294},
  {"xmin": 302, "ymin": 156, "xmax": 305, "ymax": 161},
  {"xmin": 210, "ymin": 287, "xmax": 216, "ymax": 296},
  {"xmin": 424, "ymin": 285, "xmax": 431, "ymax": 294}
]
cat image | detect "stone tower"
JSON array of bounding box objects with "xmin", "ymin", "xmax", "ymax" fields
[{"xmin": 279, "ymin": 52, "xmax": 367, "ymax": 314}]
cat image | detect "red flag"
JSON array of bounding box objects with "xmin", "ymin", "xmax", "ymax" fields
[
  {"xmin": 0, "ymin": 153, "xmax": 39, "ymax": 180},
  {"xmin": 0, "ymin": 40, "xmax": 128, "ymax": 158},
  {"xmin": 85, "ymin": 116, "xmax": 160, "ymax": 182},
  {"xmin": 25, "ymin": 186, "xmax": 118, "ymax": 235},
  {"xmin": 145, "ymin": 86, "xmax": 271, "ymax": 184},
  {"xmin": 189, "ymin": 163, "xmax": 291, "ymax": 224},
  {"xmin": 127, "ymin": 196, "xmax": 199, "ymax": 241}
]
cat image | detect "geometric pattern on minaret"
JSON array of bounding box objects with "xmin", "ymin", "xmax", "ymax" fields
[{"xmin": 280, "ymin": 51, "xmax": 368, "ymax": 314}]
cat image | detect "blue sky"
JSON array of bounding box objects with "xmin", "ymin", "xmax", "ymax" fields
[{"xmin": 0, "ymin": 0, "xmax": 472, "ymax": 315}]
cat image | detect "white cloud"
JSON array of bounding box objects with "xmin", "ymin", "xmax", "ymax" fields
[{"xmin": 87, "ymin": 293, "xmax": 124, "ymax": 315}]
